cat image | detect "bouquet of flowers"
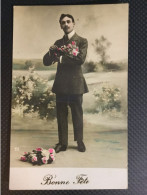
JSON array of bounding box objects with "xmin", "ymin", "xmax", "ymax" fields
[
  {"xmin": 20, "ymin": 147, "xmax": 55, "ymax": 165},
  {"xmin": 54, "ymin": 41, "xmax": 79, "ymax": 57}
]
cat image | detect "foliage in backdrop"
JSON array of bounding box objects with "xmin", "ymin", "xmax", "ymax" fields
[
  {"xmin": 12, "ymin": 72, "xmax": 56, "ymax": 120},
  {"xmin": 93, "ymin": 85, "xmax": 121, "ymax": 114}
]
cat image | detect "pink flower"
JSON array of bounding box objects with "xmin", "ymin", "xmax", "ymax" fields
[
  {"xmin": 72, "ymin": 49, "xmax": 79, "ymax": 56},
  {"xmin": 49, "ymin": 149, "xmax": 52, "ymax": 153},
  {"xmin": 67, "ymin": 44, "xmax": 72, "ymax": 48},
  {"xmin": 20, "ymin": 156, "xmax": 27, "ymax": 161},
  {"xmin": 42, "ymin": 157, "xmax": 47, "ymax": 164},
  {"xmin": 72, "ymin": 41, "xmax": 76, "ymax": 45},
  {"xmin": 32, "ymin": 156, "xmax": 37, "ymax": 162},
  {"xmin": 36, "ymin": 147, "xmax": 43, "ymax": 151},
  {"xmin": 50, "ymin": 154, "xmax": 55, "ymax": 161},
  {"xmin": 49, "ymin": 148, "xmax": 55, "ymax": 155},
  {"xmin": 76, "ymin": 48, "xmax": 79, "ymax": 51},
  {"xmin": 24, "ymin": 152, "xmax": 28, "ymax": 155}
]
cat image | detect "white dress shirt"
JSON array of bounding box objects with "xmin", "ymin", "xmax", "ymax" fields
[{"xmin": 66, "ymin": 30, "xmax": 75, "ymax": 40}]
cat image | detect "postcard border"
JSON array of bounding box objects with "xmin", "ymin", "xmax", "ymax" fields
[{"xmin": 1, "ymin": 0, "xmax": 147, "ymax": 194}]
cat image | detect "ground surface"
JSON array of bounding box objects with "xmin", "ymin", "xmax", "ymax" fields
[{"xmin": 10, "ymin": 116, "xmax": 127, "ymax": 168}]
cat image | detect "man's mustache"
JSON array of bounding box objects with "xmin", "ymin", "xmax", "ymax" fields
[{"xmin": 64, "ymin": 26, "xmax": 69, "ymax": 30}]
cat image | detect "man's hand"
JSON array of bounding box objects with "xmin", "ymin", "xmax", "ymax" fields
[
  {"xmin": 49, "ymin": 45, "xmax": 58, "ymax": 51},
  {"xmin": 54, "ymin": 56, "xmax": 60, "ymax": 63}
]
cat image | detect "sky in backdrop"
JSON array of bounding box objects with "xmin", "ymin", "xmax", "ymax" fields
[{"xmin": 13, "ymin": 4, "xmax": 128, "ymax": 62}]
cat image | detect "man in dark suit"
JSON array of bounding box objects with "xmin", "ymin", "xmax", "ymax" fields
[{"xmin": 43, "ymin": 14, "xmax": 88, "ymax": 153}]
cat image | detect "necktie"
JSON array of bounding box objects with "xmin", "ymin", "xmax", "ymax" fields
[{"xmin": 65, "ymin": 35, "xmax": 69, "ymax": 43}]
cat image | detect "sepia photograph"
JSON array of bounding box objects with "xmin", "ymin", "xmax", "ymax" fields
[{"xmin": 10, "ymin": 4, "xmax": 128, "ymax": 190}]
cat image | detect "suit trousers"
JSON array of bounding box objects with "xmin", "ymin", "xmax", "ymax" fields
[{"xmin": 56, "ymin": 94, "xmax": 83, "ymax": 146}]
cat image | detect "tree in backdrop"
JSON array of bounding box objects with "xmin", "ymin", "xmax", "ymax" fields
[
  {"xmin": 25, "ymin": 60, "xmax": 33, "ymax": 69},
  {"xmin": 92, "ymin": 36, "xmax": 111, "ymax": 67}
]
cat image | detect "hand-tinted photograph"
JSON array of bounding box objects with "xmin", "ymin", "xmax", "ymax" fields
[{"xmin": 10, "ymin": 4, "xmax": 128, "ymax": 190}]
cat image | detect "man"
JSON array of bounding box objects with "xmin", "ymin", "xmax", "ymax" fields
[{"xmin": 43, "ymin": 14, "xmax": 88, "ymax": 153}]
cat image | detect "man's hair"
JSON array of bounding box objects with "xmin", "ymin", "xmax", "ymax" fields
[{"xmin": 59, "ymin": 14, "xmax": 75, "ymax": 24}]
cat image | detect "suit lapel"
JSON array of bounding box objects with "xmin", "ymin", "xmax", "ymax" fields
[
  {"xmin": 61, "ymin": 33, "xmax": 79, "ymax": 46},
  {"xmin": 67, "ymin": 33, "xmax": 79, "ymax": 44}
]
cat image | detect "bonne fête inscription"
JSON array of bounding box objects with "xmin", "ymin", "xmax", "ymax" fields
[{"xmin": 41, "ymin": 174, "xmax": 89, "ymax": 185}]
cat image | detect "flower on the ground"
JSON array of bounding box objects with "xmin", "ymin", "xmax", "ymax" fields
[
  {"xmin": 42, "ymin": 149, "xmax": 49, "ymax": 158},
  {"xmin": 42, "ymin": 157, "xmax": 48, "ymax": 164},
  {"xmin": 36, "ymin": 147, "xmax": 43, "ymax": 151},
  {"xmin": 50, "ymin": 154, "xmax": 55, "ymax": 161},
  {"xmin": 32, "ymin": 156, "xmax": 37, "ymax": 162},
  {"xmin": 20, "ymin": 156, "xmax": 27, "ymax": 161},
  {"xmin": 49, "ymin": 148, "xmax": 54, "ymax": 154},
  {"xmin": 20, "ymin": 147, "xmax": 55, "ymax": 166}
]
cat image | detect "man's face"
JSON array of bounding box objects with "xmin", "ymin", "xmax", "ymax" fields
[{"xmin": 60, "ymin": 16, "xmax": 75, "ymax": 34}]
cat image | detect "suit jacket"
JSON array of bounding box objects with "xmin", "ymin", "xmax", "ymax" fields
[{"xmin": 43, "ymin": 33, "xmax": 89, "ymax": 94}]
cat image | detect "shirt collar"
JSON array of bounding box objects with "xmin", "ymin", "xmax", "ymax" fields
[{"xmin": 65, "ymin": 30, "xmax": 75, "ymax": 40}]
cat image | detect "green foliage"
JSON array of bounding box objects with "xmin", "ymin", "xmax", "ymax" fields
[
  {"xmin": 25, "ymin": 60, "xmax": 33, "ymax": 69},
  {"xmin": 12, "ymin": 73, "xmax": 56, "ymax": 120},
  {"xmin": 104, "ymin": 61, "xmax": 128, "ymax": 71},
  {"xmin": 13, "ymin": 63, "xmax": 26, "ymax": 70},
  {"xmin": 93, "ymin": 85, "xmax": 121, "ymax": 113},
  {"xmin": 104, "ymin": 62, "xmax": 121, "ymax": 71},
  {"xmin": 13, "ymin": 59, "xmax": 57, "ymax": 71},
  {"xmin": 82, "ymin": 59, "xmax": 128, "ymax": 73}
]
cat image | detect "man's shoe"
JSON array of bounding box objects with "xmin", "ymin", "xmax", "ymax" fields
[
  {"xmin": 77, "ymin": 141, "xmax": 86, "ymax": 152},
  {"xmin": 54, "ymin": 143, "xmax": 67, "ymax": 153}
]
